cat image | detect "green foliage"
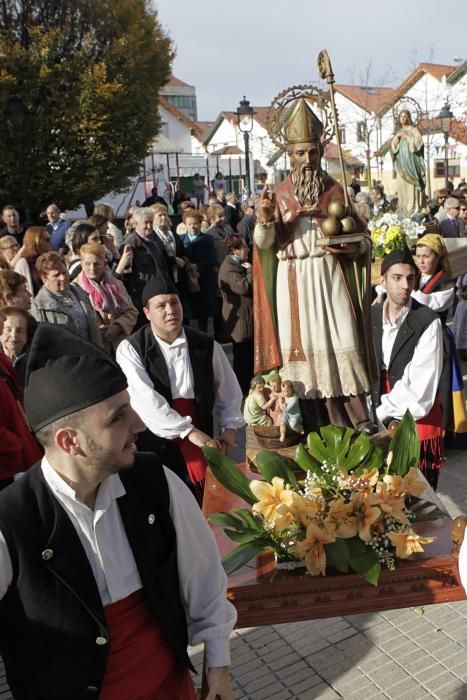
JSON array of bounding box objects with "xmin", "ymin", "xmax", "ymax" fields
[
  {"xmin": 294, "ymin": 443, "xmax": 320, "ymax": 474},
  {"xmin": 221, "ymin": 542, "xmax": 266, "ymax": 576},
  {"xmin": 0, "ymin": 0, "xmax": 174, "ymax": 215},
  {"xmin": 325, "ymin": 537, "xmax": 381, "ymax": 584},
  {"xmin": 304, "ymin": 424, "xmax": 384, "ymax": 471},
  {"xmin": 254, "ymin": 449, "xmax": 298, "ymax": 487},
  {"xmin": 203, "ymin": 447, "xmax": 256, "ymax": 506},
  {"xmin": 387, "ymin": 411, "xmax": 420, "ymax": 476},
  {"xmin": 324, "ymin": 539, "xmax": 350, "ymax": 573}
]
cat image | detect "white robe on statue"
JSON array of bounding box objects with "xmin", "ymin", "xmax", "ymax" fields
[{"xmin": 255, "ymin": 216, "xmax": 369, "ymax": 399}]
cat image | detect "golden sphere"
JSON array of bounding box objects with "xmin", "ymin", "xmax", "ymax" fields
[
  {"xmin": 327, "ymin": 200, "xmax": 347, "ymax": 220},
  {"xmin": 341, "ymin": 216, "xmax": 356, "ymax": 233},
  {"xmin": 321, "ymin": 217, "xmax": 342, "ymax": 236}
]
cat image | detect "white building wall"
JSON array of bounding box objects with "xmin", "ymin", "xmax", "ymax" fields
[{"xmin": 158, "ymin": 105, "xmax": 192, "ymax": 153}]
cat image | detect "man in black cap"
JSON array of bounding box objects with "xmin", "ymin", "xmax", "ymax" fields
[
  {"xmin": 116, "ymin": 273, "xmax": 244, "ymax": 503},
  {"xmin": 0, "ymin": 324, "xmax": 236, "ymax": 699},
  {"xmin": 371, "ymin": 247, "xmax": 444, "ymax": 489}
]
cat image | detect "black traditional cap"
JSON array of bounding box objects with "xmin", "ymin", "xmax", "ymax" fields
[
  {"xmin": 381, "ymin": 246, "xmax": 417, "ymax": 275},
  {"xmin": 24, "ymin": 324, "xmax": 128, "ymax": 432},
  {"xmin": 142, "ymin": 273, "xmax": 179, "ymax": 307}
]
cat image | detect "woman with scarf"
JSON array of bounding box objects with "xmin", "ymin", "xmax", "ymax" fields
[
  {"xmin": 74, "ymin": 243, "xmax": 138, "ymax": 354},
  {"xmin": 414, "ymin": 233, "xmax": 467, "ymax": 442}
]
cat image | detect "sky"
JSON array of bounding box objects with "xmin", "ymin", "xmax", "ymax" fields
[{"xmin": 153, "ymin": 0, "xmax": 467, "ymax": 122}]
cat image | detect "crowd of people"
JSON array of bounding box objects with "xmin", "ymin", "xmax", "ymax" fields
[
  {"xmin": 1, "ymin": 163, "xmax": 467, "ymax": 696},
  {"xmin": 2, "ymin": 174, "xmax": 467, "ymax": 486}
]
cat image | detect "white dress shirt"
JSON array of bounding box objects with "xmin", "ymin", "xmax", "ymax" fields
[
  {"xmin": 0, "ymin": 457, "xmax": 237, "ymax": 668},
  {"xmin": 376, "ymin": 299, "xmax": 443, "ymax": 424},
  {"xmin": 411, "ymin": 274, "xmax": 454, "ymax": 312},
  {"xmin": 116, "ymin": 329, "xmax": 244, "ymax": 440}
]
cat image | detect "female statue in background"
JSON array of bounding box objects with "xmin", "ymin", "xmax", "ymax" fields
[{"xmin": 390, "ymin": 110, "xmax": 426, "ymax": 217}]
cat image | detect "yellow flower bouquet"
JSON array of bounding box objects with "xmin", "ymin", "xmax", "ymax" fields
[
  {"xmin": 368, "ymin": 213, "xmax": 425, "ymax": 258},
  {"xmin": 204, "ymin": 413, "xmax": 444, "ymax": 585}
]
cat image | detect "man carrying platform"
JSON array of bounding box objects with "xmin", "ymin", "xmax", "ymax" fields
[
  {"xmin": 0, "ymin": 323, "xmax": 236, "ymax": 699},
  {"xmin": 116, "ymin": 274, "xmax": 244, "ymax": 503},
  {"xmin": 371, "ymin": 247, "xmax": 444, "ymax": 489}
]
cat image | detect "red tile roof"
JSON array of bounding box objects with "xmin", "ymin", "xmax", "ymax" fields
[
  {"xmin": 325, "ymin": 142, "xmax": 365, "ymax": 167},
  {"xmin": 166, "ymin": 75, "xmax": 193, "ymax": 88},
  {"xmin": 335, "ymin": 84, "xmax": 396, "ymax": 113},
  {"xmin": 194, "ymin": 121, "xmax": 215, "ymax": 142},
  {"xmin": 211, "ymin": 145, "xmax": 244, "ymax": 155},
  {"xmin": 375, "ymin": 63, "xmax": 456, "ymax": 116}
]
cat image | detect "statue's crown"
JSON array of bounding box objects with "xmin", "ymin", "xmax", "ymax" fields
[{"xmin": 284, "ymin": 98, "xmax": 323, "ymax": 144}]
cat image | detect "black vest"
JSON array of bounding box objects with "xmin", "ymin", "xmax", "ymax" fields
[
  {"xmin": 128, "ymin": 324, "xmax": 215, "ymax": 437},
  {"xmin": 0, "ymin": 453, "xmax": 192, "ymax": 700},
  {"xmin": 371, "ymin": 299, "xmax": 438, "ymax": 402}
]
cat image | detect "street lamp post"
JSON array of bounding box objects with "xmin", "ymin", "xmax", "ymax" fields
[
  {"xmin": 438, "ymin": 100, "xmax": 454, "ymax": 190},
  {"xmin": 237, "ymin": 96, "xmax": 254, "ymax": 196},
  {"xmin": 5, "ymin": 96, "xmax": 32, "ymax": 226}
]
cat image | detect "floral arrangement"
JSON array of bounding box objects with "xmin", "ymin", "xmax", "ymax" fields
[
  {"xmin": 368, "ymin": 213, "xmax": 425, "ymax": 258},
  {"xmin": 204, "ymin": 413, "xmax": 445, "ymax": 585}
]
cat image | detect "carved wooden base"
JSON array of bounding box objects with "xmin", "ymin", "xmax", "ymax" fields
[
  {"xmin": 227, "ymin": 550, "xmax": 464, "ymax": 628},
  {"xmin": 204, "ymin": 465, "xmax": 467, "ymax": 628}
]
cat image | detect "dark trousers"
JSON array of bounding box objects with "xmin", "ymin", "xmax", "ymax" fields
[
  {"xmin": 232, "ymin": 340, "xmax": 254, "ymax": 395},
  {"xmin": 299, "ymin": 394, "xmax": 370, "ymax": 434}
]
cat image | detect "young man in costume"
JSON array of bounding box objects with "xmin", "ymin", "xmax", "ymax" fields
[
  {"xmin": 254, "ymin": 97, "xmax": 377, "ymax": 433},
  {"xmin": 371, "ymin": 247, "xmax": 444, "ymax": 489},
  {"xmin": 0, "ymin": 323, "xmax": 236, "ymax": 699},
  {"xmin": 116, "ymin": 274, "xmax": 244, "ymax": 503}
]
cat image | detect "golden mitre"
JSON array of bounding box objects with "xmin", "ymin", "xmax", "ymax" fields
[{"xmin": 284, "ymin": 98, "xmax": 323, "ymax": 144}]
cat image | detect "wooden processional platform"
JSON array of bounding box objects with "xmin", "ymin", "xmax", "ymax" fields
[{"xmin": 203, "ymin": 463, "xmax": 466, "ymax": 629}]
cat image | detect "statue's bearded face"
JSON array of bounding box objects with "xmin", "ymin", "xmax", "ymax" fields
[{"xmin": 289, "ymin": 141, "xmax": 324, "ymax": 206}]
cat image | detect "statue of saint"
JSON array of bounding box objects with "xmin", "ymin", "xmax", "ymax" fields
[
  {"xmin": 390, "ymin": 110, "xmax": 426, "ymax": 217},
  {"xmin": 253, "ymin": 98, "xmax": 376, "ymax": 432}
]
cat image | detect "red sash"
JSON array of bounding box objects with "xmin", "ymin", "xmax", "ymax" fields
[
  {"xmin": 172, "ymin": 397, "xmax": 207, "ymax": 503},
  {"xmin": 380, "ymin": 370, "xmax": 444, "ymax": 472},
  {"xmin": 100, "ymin": 590, "xmax": 196, "ymax": 700},
  {"xmin": 416, "ymin": 269, "xmax": 445, "ymax": 295}
]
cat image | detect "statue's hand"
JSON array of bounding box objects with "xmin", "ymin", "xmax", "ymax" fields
[{"xmin": 258, "ymin": 185, "xmax": 276, "ymax": 223}]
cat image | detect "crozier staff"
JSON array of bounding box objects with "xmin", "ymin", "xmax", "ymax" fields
[{"xmin": 0, "ymin": 323, "xmax": 236, "ymax": 699}]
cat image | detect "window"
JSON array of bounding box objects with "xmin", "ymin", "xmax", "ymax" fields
[
  {"xmin": 434, "ymin": 160, "xmax": 460, "ymax": 178},
  {"xmin": 338, "ymin": 127, "xmax": 346, "ymax": 144},
  {"xmin": 356, "ymin": 122, "xmax": 367, "ymax": 142}
]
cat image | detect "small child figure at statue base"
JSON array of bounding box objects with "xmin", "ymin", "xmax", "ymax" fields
[
  {"xmin": 266, "ymin": 371, "xmax": 284, "ymax": 426},
  {"xmin": 243, "ymin": 376, "xmax": 277, "ymax": 427},
  {"xmin": 279, "ymin": 380, "xmax": 304, "ymax": 443}
]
